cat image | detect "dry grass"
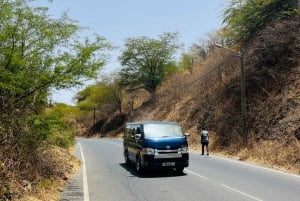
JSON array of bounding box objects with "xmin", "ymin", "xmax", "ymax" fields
[
  {"xmin": 209, "ymin": 138, "xmax": 300, "ymax": 175},
  {"xmin": 241, "ymin": 139, "xmax": 300, "ymax": 174},
  {"xmin": 18, "ymin": 146, "xmax": 81, "ymax": 201},
  {"xmin": 186, "ymin": 126, "xmax": 300, "ymax": 175}
]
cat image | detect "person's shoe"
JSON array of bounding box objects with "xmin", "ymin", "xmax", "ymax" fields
[
  {"xmin": 207, "ymin": 153, "xmax": 209, "ymax": 156},
  {"xmin": 201, "ymin": 153, "xmax": 204, "ymax": 155}
]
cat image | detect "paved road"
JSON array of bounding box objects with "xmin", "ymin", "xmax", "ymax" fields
[{"xmin": 60, "ymin": 138, "xmax": 300, "ymax": 201}]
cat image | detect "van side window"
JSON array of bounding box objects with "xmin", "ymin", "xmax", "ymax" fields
[
  {"xmin": 131, "ymin": 127, "xmax": 136, "ymax": 135},
  {"xmin": 124, "ymin": 127, "xmax": 129, "ymax": 137}
]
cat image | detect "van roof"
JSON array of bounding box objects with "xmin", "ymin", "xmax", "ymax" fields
[{"xmin": 126, "ymin": 121, "xmax": 178, "ymax": 125}]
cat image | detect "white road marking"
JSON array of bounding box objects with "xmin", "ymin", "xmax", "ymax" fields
[
  {"xmin": 78, "ymin": 143, "xmax": 90, "ymax": 201},
  {"xmin": 186, "ymin": 168, "xmax": 263, "ymax": 201},
  {"xmin": 189, "ymin": 150, "xmax": 299, "ymax": 178},
  {"xmin": 222, "ymin": 184, "xmax": 263, "ymax": 201},
  {"xmin": 185, "ymin": 169, "xmax": 209, "ymax": 180},
  {"xmin": 212, "ymin": 154, "xmax": 300, "ymax": 178}
]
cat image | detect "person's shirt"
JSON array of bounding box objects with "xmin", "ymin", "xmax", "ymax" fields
[{"xmin": 201, "ymin": 130, "xmax": 209, "ymax": 142}]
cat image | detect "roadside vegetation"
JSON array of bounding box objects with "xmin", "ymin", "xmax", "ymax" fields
[
  {"xmin": 0, "ymin": 0, "xmax": 299, "ymax": 200},
  {"xmin": 0, "ymin": 0, "xmax": 112, "ymax": 200}
]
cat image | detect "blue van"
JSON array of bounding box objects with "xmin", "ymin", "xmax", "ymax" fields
[{"xmin": 123, "ymin": 121, "xmax": 189, "ymax": 174}]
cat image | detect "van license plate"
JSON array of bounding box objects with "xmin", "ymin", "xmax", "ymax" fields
[{"xmin": 162, "ymin": 162, "xmax": 175, "ymax": 167}]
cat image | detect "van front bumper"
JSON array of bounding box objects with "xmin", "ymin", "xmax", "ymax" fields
[{"xmin": 142, "ymin": 153, "xmax": 189, "ymax": 169}]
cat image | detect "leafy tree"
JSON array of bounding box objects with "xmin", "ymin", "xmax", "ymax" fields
[
  {"xmin": 0, "ymin": 0, "xmax": 113, "ymax": 148},
  {"xmin": 74, "ymin": 86, "xmax": 94, "ymax": 105},
  {"xmin": 75, "ymin": 80, "xmax": 123, "ymax": 113},
  {"xmin": 0, "ymin": 0, "xmax": 112, "ymax": 113},
  {"xmin": 24, "ymin": 103, "xmax": 78, "ymax": 149},
  {"xmin": 118, "ymin": 32, "xmax": 182, "ymax": 93},
  {"xmin": 222, "ymin": 0, "xmax": 299, "ymax": 46},
  {"xmin": 178, "ymin": 53, "xmax": 194, "ymax": 72},
  {"xmin": 110, "ymin": 79, "xmax": 123, "ymax": 113}
]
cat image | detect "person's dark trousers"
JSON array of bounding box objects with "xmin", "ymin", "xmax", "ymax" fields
[{"xmin": 201, "ymin": 142, "xmax": 209, "ymax": 155}]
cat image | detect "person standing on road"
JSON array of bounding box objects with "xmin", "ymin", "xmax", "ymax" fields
[{"xmin": 200, "ymin": 127, "xmax": 209, "ymax": 155}]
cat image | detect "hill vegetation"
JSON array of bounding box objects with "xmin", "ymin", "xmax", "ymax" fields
[{"xmin": 0, "ymin": 0, "xmax": 299, "ymax": 200}]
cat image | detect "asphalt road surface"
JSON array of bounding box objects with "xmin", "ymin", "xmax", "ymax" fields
[{"xmin": 60, "ymin": 138, "xmax": 300, "ymax": 201}]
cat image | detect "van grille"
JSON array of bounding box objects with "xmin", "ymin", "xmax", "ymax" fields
[{"xmin": 154, "ymin": 149, "xmax": 182, "ymax": 159}]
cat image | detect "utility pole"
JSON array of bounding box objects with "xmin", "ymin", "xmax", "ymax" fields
[
  {"xmin": 238, "ymin": 50, "xmax": 248, "ymax": 145},
  {"xmin": 93, "ymin": 107, "xmax": 96, "ymax": 125},
  {"xmin": 216, "ymin": 44, "xmax": 248, "ymax": 145}
]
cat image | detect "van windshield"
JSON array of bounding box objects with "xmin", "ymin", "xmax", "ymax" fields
[{"xmin": 143, "ymin": 123, "xmax": 184, "ymax": 138}]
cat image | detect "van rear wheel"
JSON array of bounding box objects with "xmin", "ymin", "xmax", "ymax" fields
[
  {"xmin": 136, "ymin": 156, "xmax": 143, "ymax": 173},
  {"xmin": 124, "ymin": 150, "xmax": 130, "ymax": 165}
]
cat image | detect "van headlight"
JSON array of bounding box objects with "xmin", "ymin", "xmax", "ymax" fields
[
  {"xmin": 180, "ymin": 145, "xmax": 188, "ymax": 153},
  {"xmin": 143, "ymin": 147, "xmax": 155, "ymax": 155}
]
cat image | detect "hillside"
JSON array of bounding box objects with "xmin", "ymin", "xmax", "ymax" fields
[{"xmin": 95, "ymin": 18, "xmax": 300, "ymax": 175}]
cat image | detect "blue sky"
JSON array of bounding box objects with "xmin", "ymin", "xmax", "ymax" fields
[{"xmin": 32, "ymin": 0, "xmax": 228, "ymax": 105}]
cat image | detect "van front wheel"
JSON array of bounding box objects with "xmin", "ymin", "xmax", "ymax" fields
[{"xmin": 175, "ymin": 167, "xmax": 184, "ymax": 174}]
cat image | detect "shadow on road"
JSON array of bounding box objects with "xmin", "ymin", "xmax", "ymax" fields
[{"xmin": 119, "ymin": 163, "xmax": 187, "ymax": 178}]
